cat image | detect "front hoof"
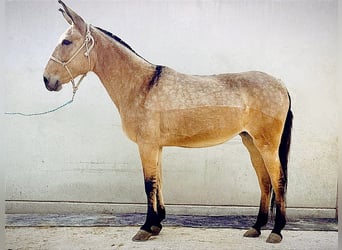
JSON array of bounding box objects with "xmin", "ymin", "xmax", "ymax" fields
[
  {"xmin": 243, "ymin": 228, "xmax": 261, "ymax": 238},
  {"xmin": 151, "ymin": 225, "xmax": 162, "ymax": 236},
  {"xmin": 132, "ymin": 229, "xmax": 152, "ymax": 242},
  {"xmin": 266, "ymin": 232, "xmax": 282, "ymax": 243}
]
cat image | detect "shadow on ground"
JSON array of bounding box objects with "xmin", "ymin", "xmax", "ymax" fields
[{"xmin": 6, "ymin": 213, "xmax": 338, "ymax": 231}]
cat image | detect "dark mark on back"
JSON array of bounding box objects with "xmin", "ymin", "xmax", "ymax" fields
[{"xmin": 148, "ymin": 65, "xmax": 164, "ymax": 90}]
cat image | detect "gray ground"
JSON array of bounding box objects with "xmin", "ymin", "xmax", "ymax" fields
[{"xmin": 6, "ymin": 214, "xmax": 338, "ymax": 250}]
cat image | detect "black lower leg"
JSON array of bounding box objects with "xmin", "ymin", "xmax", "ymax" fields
[
  {"xmin": 141, "ymin": 178, "xmax": 164, "ymax": 232},
  {"xmin": 157, "ymin": 204, "xmax": 166, "ymax": 222},
  {"xmin": 252, "ymin": 210, "xmax": 269, "ymax": 232},
  {"xmin": 157, "ymin": 186, "xmax": 166, "ymax": 223},
  {"xmin": 141, "ymin": 206, "xmax": 160, "ymax": 232},
  {"xmin": 149, "ymin": 204, "xmax": 165, "ymax": 235},
  {"xmin": 272, "ymin": 205, "xmax": 286, "ymax": 236}
]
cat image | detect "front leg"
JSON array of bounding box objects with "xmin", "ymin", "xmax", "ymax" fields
[{"xmin": 132, "ymin": 144, "xmax": 165, "ymax": 241}]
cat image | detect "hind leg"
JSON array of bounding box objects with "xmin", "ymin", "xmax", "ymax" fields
[
  {"xmin": 151, "ymin": 147, "xmax": 165, "ymax": 236},
  {"xmin": 261, "ymin": 151, "xmax": 286, "ymax": 243},
  {"xmin": 240, "ymin": 132, "xmax": 272, "ymax": 238},
  {"xmin": 254, "ymin": 142, "xmax": 286, "ymax": 243}
]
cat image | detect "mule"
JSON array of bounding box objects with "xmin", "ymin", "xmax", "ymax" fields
[{"xmin": 43, "ymin": 1, "xmax": 293, "ymax": 244}]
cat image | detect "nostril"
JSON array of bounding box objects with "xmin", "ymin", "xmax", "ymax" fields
[{"xmin": 43, "ymin": 76, "xmax": 49, "ymax": 86}]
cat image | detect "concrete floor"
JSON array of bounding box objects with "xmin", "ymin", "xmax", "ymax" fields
[
  {"xmin": 6, "ymin": 227, "xmax": 338, "ymax": 250},
  {"xmin": 5, "ymin": 214, "xmax": 338, "ymax": 250}
]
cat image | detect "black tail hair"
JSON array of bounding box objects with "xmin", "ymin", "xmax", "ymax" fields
[{"xmin": 271, "ymin": 93, "xmax": 293, "ymax": 214}]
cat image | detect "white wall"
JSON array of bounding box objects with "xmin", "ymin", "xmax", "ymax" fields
[{"xmin": 4, "ymin": 0, "xmax": 338, "ymax": 216}]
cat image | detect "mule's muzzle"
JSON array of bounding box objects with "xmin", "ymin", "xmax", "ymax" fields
[{"xmin": 44, "ymin": 76, "xmax": 62, "ymax": 91}]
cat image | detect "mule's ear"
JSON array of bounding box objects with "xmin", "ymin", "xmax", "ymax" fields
[
  {"xmin": 58, "ymin": 0, "xmax": 86, "ymax": 34},
  {"xmin": 59, "ymin": 8, "xmax": 73, "ymax": 25}
]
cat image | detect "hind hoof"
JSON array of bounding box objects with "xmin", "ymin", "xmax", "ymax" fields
[
  {"xmin": 132, "ymin": 229, "xmax": 152, "ymax": 241},
  {"xmin": 151, "ymin": 225, "xmax": 162, "ymax": 235},
  {"xmin": 243, "ymin": 228, "xmax": 261, "ymax": 238},
  {"xmin": 266, "ymin": 232, "xmax": 282, "ymax": 243}
]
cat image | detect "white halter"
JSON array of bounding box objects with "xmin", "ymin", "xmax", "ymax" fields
[
  {"xmin": 50, "ymin": 23, "xmax": 94, "ymax": 94},
  {"xmin": 4, "ymin": 24, "xmax": 95, "ymax": 116}
]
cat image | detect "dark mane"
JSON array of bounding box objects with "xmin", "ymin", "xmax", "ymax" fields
[
  {"xmin": 95, "ymin": 26, "xmax": 164, "ymax": 91},
  {"xmin": 95, "ymin": 26, "xmax": 147, "ymax": 62}
]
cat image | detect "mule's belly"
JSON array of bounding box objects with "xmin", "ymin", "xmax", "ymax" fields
[
  {"xmin": 160, "ymin": 106, "xmax": 244, "ymax": 148},
  {"xmin": 171, "ymin": 133, "xmax": 238, "ymax": 148}
]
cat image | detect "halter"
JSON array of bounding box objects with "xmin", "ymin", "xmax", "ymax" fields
[
  {"xmin": 50, "ymin": 23, "xmax": 94, "ymax": 94},
  {"xmin": 4, "ymin": 24, "xmax": 95, "ymax": 117}
]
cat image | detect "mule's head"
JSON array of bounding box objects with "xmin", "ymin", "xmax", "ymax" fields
[{"xmin": 43, "ymin": 1, "xmax": 92, "ymax": 92}]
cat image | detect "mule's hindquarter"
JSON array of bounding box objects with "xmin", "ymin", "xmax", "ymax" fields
[{"xmin": 143, "ymin": 67, "xmax": 289, "ymax": 147}]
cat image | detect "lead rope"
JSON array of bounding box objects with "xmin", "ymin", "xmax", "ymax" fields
[
  {"xmin": 5, "ymin": 24, "xmax": 94, "ymax": 117},
  {"xmin": 4, "ymin": 95, "xmax": 76, "ymax": 117}
]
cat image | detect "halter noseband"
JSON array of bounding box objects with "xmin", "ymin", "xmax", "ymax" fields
[{"xmin": 50, "ymin": 23, "xmax": 94, "ymax": 94}]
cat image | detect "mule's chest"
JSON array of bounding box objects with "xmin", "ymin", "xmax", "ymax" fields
[{"xmin": 119, "ymin": 105, "xmax": 160, "ymax": 144}]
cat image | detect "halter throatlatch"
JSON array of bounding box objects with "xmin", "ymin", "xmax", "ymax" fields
[{"xmin": 50, "ymin": 23, "xmax": 94, "ymax": 95}]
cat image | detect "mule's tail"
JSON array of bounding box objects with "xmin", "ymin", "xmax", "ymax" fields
[{"xmin": 271, "ymin": 93, "xmax": 293, "ymax": 213}]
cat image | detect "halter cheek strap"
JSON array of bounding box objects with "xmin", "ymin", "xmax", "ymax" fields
[{"xmin": 50, "ymin": 23, "xmax": 94, "ymax": 94}]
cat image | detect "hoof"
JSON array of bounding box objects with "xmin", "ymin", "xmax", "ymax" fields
[
  {"xmin": 151, "ymin": 225, "xmax": 162, "ymax": 236},
  {"xmin": 243, "ymin": 228, "xmax": 261, "ymax": 238},
  {"xmin": 266, "ymin": 232, "xmax": 282, "ymax": 243},
  {"xmin": 132, "ymin": 229, "xmax": 152, "ymax": 242}
]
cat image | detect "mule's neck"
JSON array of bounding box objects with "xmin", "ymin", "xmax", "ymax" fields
[{"xmin": 90, "ymin": 27, "xmax": 156, "ymax": 111}]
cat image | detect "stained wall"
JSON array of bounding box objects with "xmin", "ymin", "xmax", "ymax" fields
[{"xmin": 3, "ymin": 0, "xmax": 338, "ymax": 216}]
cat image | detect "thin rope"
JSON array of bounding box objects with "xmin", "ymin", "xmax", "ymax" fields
[
  {"xmin": 4, "ymin": 93, "xmax": 76, "ymax": 117},
  {"xmin": 5, "ymin": 24, "xmax": 94, "ymax": 117}
]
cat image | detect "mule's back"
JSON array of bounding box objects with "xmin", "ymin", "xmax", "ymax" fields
[{"xmin": 144, "ymin": 67, "xmax": 289, "ymax": 120}]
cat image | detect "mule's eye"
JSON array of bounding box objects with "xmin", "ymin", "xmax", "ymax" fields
[{"xmin": 62, "ymin": 39, "xmax": 72, "ymax": 45}]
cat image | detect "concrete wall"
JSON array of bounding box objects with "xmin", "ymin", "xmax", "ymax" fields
[{"xmin": 4, "ymin": 0, "xmax": 338, "ymax": 217}]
